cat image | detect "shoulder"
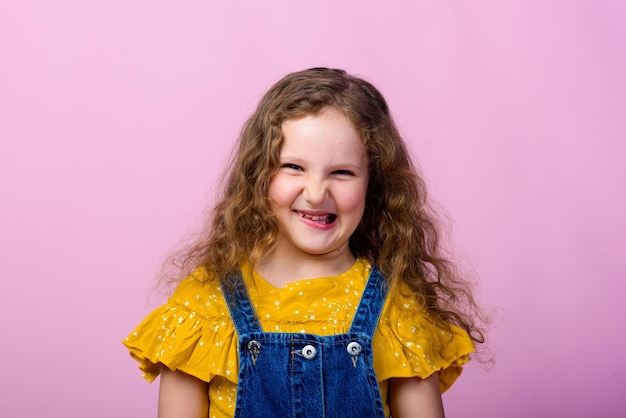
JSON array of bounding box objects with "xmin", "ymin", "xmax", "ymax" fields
[
  {"xmin": 123, "ymin": 266, "xmax": 237, "ymax": 384},
  {"xmin": 169, "ymin": 267, "xmax": 226, "ymax": 318},
  {"xmin": 374, "ymin": 279, "xmax": 475, "ymax": 392}
]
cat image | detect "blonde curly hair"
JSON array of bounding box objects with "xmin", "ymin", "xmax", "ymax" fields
[{"xmin": 166, "ymin": 67, "xmax": 485, "ymax": 346}]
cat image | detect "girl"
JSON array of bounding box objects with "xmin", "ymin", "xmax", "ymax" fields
[{"xmin": 124, "ymin": 68, "xmax": 484, "ymax": 418}]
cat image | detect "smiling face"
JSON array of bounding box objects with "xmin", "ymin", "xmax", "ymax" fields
[{"xmin": 267, "ymin": 107, "xmax": 369, "ymax": 266}]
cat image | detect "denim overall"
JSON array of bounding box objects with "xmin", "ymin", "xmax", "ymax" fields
[{"xmin": 222, "ymin": 267, "xmax": 389, "ymax": 418}]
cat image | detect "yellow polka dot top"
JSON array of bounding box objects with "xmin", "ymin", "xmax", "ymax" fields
[{"xmin": 123, "ymin": 258, "xmax": 474, "ymax": 417}]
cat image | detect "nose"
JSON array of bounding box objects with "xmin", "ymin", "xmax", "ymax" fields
[{"xmin": 302, "ymin": 176, "xmax": 327, "ymax": 204}]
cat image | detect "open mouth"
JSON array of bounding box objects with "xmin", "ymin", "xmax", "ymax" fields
[{"xmin": 296, "ymin": 211, "xmax": 337, "ymax": 225}]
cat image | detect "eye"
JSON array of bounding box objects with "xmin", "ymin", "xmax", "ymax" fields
[
  {"xmin": 332, "ymin": 169, "xmax": 355, "ymax": 176},
  {"xmin": 281, "ymin": 163, "xmax": 303, "ymax": 171}
]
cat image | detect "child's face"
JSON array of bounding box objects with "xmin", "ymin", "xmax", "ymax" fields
[{"xmin": 268, "ymin": 107, "xmax": 368, "ymax": 262}]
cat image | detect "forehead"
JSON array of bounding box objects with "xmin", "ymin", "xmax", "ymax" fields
[
  {"xmin": 280, "ymin": 108, "xmax": 365, "ymax": 158},
  {"xmin": 281, "ymin": 106, "xmax": 359, "ymax": 132}
]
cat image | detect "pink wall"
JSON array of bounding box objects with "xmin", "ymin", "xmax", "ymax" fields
[{"xmin": 1, "ymin": 1, "xmax": 625, "ymax": 416}]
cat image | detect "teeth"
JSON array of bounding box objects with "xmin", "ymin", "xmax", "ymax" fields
[{"xmin": 298, "ymin": 211, "xmax": 331, "ymax": 223}]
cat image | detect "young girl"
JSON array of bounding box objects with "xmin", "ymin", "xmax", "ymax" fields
[{"xmin": 124, "ymin": 67, "xmax": 484, "ymax": 418}]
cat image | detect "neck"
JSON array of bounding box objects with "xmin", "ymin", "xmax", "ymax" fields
[{"xmin": 256, "ymin": 245, "xmax": 356, "ymax": 288}]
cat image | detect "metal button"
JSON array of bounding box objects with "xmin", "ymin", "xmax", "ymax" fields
[
  {"xmin": 301, "ymin": 344, "xmax": 317, "ymax": 360},
  {"xmin": 347, "ymin": 342, "xmax": 362, "ymax": 355},
  {"xmin": 247, "ymin": 340, "xmax": 261, "ymax": 366}
]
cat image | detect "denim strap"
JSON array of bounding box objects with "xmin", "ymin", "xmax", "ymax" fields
[
  {"xmin": 349, "ymin": 266, "xmax": 388, "ymax": 336},
  {"xmin": 222, "ymin": 274, "xmax": 263, "ymax": 335},
  {"xmin": 223, "ymin": 266, "xmax": 388, "ymax": 337}
]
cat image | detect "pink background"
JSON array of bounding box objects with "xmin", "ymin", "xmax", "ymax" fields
[{"xmin": 1, "ymin": 1, "xmax": 625, "ymax": 417}]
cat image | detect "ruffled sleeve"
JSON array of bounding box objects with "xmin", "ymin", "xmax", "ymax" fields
[
  {"xmin": 373, "ymin": 283, "xmax": 475, "ymax": 393},
  {"xmin": 122, "ymin": 268, "xmax": 239, "ymax": 384}
]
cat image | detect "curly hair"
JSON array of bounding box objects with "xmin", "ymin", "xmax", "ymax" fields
[{"xmin": 166, "ymin": 67, "xmax": 485, "ymax": 346}]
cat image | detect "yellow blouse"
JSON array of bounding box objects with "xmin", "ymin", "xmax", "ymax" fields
[{"xmin": 124, "ymin": 258, "xmax": 474, "ymax": 418}]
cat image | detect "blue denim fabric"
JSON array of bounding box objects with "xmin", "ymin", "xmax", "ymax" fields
[{"xmin": 222, "ymin": 267, "xmax": 388, "ymax": 418}]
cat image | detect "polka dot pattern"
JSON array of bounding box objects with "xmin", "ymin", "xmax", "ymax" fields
[{"xmin": 123, "ymin": 258, "xmax": 474, "ymax": 417}]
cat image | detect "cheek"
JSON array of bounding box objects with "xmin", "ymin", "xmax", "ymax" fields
[
  {"xmin": 267, "ymin": 174, "xmax": 282, "ymax": 199},
  {"xmin": 267, "ymin": 176, "xmax": 295, "ymax": 207},
  {"xmin": 339, "ymin": 189, "xmax": 367, "ymax": 213}
]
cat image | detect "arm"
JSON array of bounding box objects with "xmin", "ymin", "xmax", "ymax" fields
[
  {"xmin": 158, "ymin": 366, "xmax": 209, "ymax": 418},
  {"xmin": 389, "ymin": 372, "xmax": 444, "ymax": 418}
]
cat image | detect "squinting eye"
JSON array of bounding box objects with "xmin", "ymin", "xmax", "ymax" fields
[
  {"xmin": 333, "ymin": 170, "xmax": 355, "ymax": 176},
  {"xmin": 282, "ymin": 163, "xmax": 303, "ymax": 171}
]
